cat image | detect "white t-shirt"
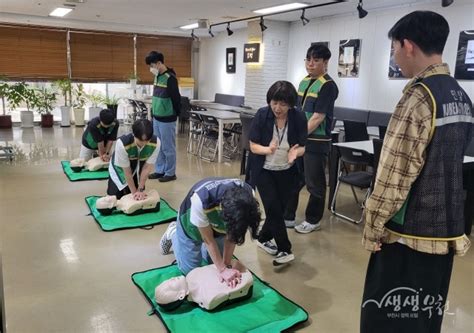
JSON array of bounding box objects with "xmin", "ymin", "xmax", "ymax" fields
[
  {"xmin": 114, "ymin": 139, "xmax": 159, "ymax": 170},
  {"xmin": 263, "ymin": 124, "xmax": 291, "ymax": 171}
]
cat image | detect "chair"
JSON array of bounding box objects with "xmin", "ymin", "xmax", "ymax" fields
[
  {"xmin": 179, "ymin": 97, "xmax": 191, "ymax": 134},
  {"xmin": 343, "ymin": 120, "xmax": 369, "ymax": 142},
  {"xmin": 378, "ymin": 126, "xmax": 387, "ymax": 140},
  {"xmin": 239, "ymin": 113, "xmax": 254, "ymax": 175},
  {"xmin": 187, "ymin": 113, "xmax": 203, "ymax": 155},
  {"xmin": 330, "ymin": 146, "xmax": 373, "ymax": 224},
  {"xmin": 198, "ymin": 114, "xmax": 220, "ymax": 161},
  {"xmin": 371, "ymin": 139, "xmax": 384, "ymax": 188}
]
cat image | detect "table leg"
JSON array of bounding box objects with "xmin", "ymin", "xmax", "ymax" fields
[{"xmin": 218, "ymin": 119, "xmax": 223, "ymax": 163}]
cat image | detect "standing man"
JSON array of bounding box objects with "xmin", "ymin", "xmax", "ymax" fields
[
  {"xmin": 79, "ymin": 108, "xmax": 119, "ymax": 162},
  {"xmin": 145, "ymin": 51, "xmax": 181, "ymax": 182},
  {"xmin": 361, "ymin": 11, "xmax": 473, "ymax": 333},
  {"xmin": 285, "ymin": 44, "xmax": 339, "ymax": 234}
]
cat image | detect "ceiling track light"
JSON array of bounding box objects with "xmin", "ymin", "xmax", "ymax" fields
[
  {"xmin": 300, "ymin": 9, "xmax": 310, "ymax": 26},
  {"xmin": 357, "ymin": 0, "xmax": 368, "ymax": 19},
  {"xmin": 191, "ymin": 29, "xmax": 198, "ymax": 41},
  {"xmin": 442, "ymin": 0, "xmax": 453, "ymax": 7},
  {"xmin": 259, "ymin": 16, "xmax": 267, "ymax": 32},
  {"xmin": 208, "ymin": 27, "xmax": 215, "ymax": 37},
  {"xmin": 226, "ymin": 22, "xmax": 234, "ymax": 36}
]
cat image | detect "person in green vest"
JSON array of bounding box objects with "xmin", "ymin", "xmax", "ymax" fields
[
  {"xmin": 79, "ymin": 108, "xmax": 119, "ymax": 162},
  {"xmin": 145, "ymin": 51, "xmax": 181, "ymax": 183},
  {"xmin": 285, "ymin": 44, "xmax": 339, "ymax": 234},
  {"xmin": 107, "ymin": 119, "xmax": 159, "ymax": 200},
  {"xmin": 159, "ymin": 178, "xmax": 261, "ymax": 286}
]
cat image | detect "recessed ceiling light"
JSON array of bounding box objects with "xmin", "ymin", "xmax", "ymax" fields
[
  {"xmin": 253, "ymin": 2, "xmax": 308, "ymax": 15},
  {"xmin": 49, "ymin": 7, "xmax": 73, "ymax": 17},
  {"xmin": 179, "ymin": 23, "xmax": 199, "ymax": 30}
]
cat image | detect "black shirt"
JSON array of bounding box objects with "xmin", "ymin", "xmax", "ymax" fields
[{"xmin": 81, "ymin": 117, "xmax": 119, "ymax": 149}]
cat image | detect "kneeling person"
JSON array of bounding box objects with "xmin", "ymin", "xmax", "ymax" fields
[
  {"xmin": 107, "ymin": 119, "xmax": 159, "ymax": 200},
  {"xmin": 80, "ymin": 109, "xmax": 119, "ymax": 162},
  {"xmin": 160, "ymin": 178, "xmax": 261, "ymax": 287}
]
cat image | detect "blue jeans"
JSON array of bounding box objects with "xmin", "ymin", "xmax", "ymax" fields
[
  {"xmin": 172, "ymin": 220, "xmax": 225, "ymax": 275},
  {"xmin": 153, "ymin": 119, "xmax": 176, "ymax": 176}
]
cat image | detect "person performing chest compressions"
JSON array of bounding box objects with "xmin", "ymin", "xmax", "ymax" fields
[
  {"xmin": 107, "ymin": 119, "xmax": 160, "ymax": 200},
  {"xmin": 79, "ymin": 108, "xmax": 119, "ymax": 162}
]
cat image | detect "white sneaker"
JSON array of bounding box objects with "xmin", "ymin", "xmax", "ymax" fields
[
  {"xmin": 160, "ymin": 221, "xmax": 177, "ymax": 255},
  {"xmin": 273, "ymin": 251, "xmax": 295, "ymax": 266},
  {"xmin": 294, "ymin": 221, "xmax": 321, "ymax": 234},
  {"xmin": 256, "ymin": 240, "xmax": 278, "ymax": 255},
  {"xmin": 284, "ymin": 219, "xmax": 296, "ymax": 228}
]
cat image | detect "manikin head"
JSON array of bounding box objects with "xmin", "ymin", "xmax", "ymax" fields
[{"xmin": 154, "ymin": 276, "xmax": 189, "ymax": 311}]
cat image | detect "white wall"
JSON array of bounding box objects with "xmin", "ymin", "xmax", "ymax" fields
[
  {"xmin": 199, "ymin": 0, "xmax": 474, "ymax": 112},
  {"xmin": 245, "ymin": 20, "xmax": 290, "ymax": 108},
  {"xmin": 287, "ymin": 0, "xmax": 474, "ymax": 112},
  {"xmin": 197, "ymin": 28, "xmax": 247, "ymax": 101}
]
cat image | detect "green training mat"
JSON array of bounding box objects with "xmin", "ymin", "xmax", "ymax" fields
[
  {"xmin": 132, "ymin": 264, "xmax": 308, "ymax": 333},
  {"xmin": 85, "ymin": 196, "xmax": 178, "ymax": 231},
  {"xmin": 61, "ymin": 161, "xmax": 109, "ymax": 181}
]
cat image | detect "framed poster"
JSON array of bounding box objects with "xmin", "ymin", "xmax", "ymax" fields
[
  {"xmin": 454, "ymin": 30, "xmax": 474, "ymax": 80},
  {"xmin": 226, "ymin": 47, "xmax": 236, "ymax": 73},
  {"xmin": 243, "ymin": 43, "xmax": 260, "ymax": 63},
  {"xmin": 388, "ymin": 45, "xmax": 405, "ymax": 79},
  {"xmin": 338, "ymin": 39, "xmax": 361, "ymax": 78}
]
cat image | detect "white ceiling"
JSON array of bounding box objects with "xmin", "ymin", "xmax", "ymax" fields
[{"xmin": 0, "ymin": 0, "xmax": 447, "ymax": 36}]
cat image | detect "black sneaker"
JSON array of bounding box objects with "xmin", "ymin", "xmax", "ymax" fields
[
  {"xmin": 256, "ymin": 240, "xmax": 278, "ymax": 255},
  {"xmin": 273, "ymin": 251, "xmax": 295, "ymax": 266},
  {"xmin": 159, "ymin": 175, "xmax": 177, "ymax": 183},
  {"xmin": 149, "ymin": 173, "xmax": 164, "ymax": 179}
]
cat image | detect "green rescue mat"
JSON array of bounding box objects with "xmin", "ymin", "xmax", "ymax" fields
[
  {"xmin": 61, "ymin": 161, "xmax": 109, "ymax": 181},
  {"xmin": 85, "ymin": 196, "xmax": 177, "ymax": 231},
  {"xmin": 131, "ymin": 264, "xmax": 308, "ymax": 333}
]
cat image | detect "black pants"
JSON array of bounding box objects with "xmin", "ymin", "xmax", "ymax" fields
[
  {"xmin": 284, "ymin": 150, "xmax": 328, "ymax": 224},
  {"xmin": 106, "ymin": 177, "xmax": 139, "ymax": 199},
  {"xmin": 361, "ymin": 242, "xmax": 454, "ymax": 333},
  {"xmin": 257, "ymin": 167, "xmax": 297, "ymax": 253}
]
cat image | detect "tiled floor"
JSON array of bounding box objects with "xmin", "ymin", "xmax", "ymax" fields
[{"xmin": 0, "ymin": 126, "xmax": 472, "ymax": 332}]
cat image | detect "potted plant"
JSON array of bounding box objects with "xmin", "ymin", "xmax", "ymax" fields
[
  {"xmin": 54, "ymin": 78, "xmax": 72, "ymax": 127},
  {"xmin": 36, "ymin": 87, "xmax": 57, "ymax": 128},
  {"xmin": 8, "ymin": 82, "xmax": 37, "ymax": 128},
  {"xmin": 0, "ymin": 76, "xmax": 12, "ymax": 128},
  {"xmin": 86, "ymin": 90, "xmax": 104, "ymax": 121},
  {"xmin": 128, "ymin": 72, "xmax": 139, "ymax": 90},
  {"xmin": 103, "ymin": 94, "xmax": 120, "ymax": 119},
  {"xmin": 72, "ymin": 83, "xmax": 87, "ymax": 127}
]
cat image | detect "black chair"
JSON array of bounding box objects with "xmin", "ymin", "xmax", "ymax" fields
[
  {"xmin": 378, "ymin": 126, "xmax": 387, "ymax": 140},
  {"xmin": 343, "ymin": 120, "xmax": 369, "ymax": 142},
  {"xmin": 187, "ymin": 113, "xmax": 203, "ymax": 155},
  {"xmin": 239, "ymin": 113, "xmax": 254, "ymax": 175},
  {"xmin": 179, "ymin": 96, "xmax": 191, "ymax": 134},
  {"xmin": 199, "ymin": 115, "xmax": 220, "ymax": 161},
  {"xmin": 330, "ymin": 146, "xmax": 373, "ymax": 224},
  {"xmin": 372, "ymin": 139, "xmax": 384, "ymax": 187}
]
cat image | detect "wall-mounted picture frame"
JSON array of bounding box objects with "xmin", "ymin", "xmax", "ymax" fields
[
  {"xmin": 388, "ymin": 45, "xmax": 405, "ymax": 79},
  {"xmin": 338, "ymin": 39, "xmax": 361, "ymax": 78},
  {"xmin": 454, "ymin": 30, "xmax": 474, "ymax": 80},
  {"xmin": 226, "ymin": 47, "xmax": 236, "ymax": 73},
  {"xmin": 243, "ymin": 43, "xmax": 260, "ymax": 63}
]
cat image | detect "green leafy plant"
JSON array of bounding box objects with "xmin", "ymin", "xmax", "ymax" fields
[
  {"xmin": 53, "ymin": 78, "xmax": 72, "ymax": 107},
  {"xmin": 86, "ymin": 90, "xmax": 104, "ymax": 108},
  {"xmin": 72, "ymin": 83, "xmax": 87, "ymax": 109},
  {"xmin": 36, "ymin": 88, "xmax": 57, "ymax": 115},
  {"xmin": 102, "ymin": 94, "xmax": 120, "ymax": 106}
]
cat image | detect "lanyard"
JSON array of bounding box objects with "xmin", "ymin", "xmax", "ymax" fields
[{"xmin": 274, "ymin": 120, "xmax": 288, "ymax": 146}]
